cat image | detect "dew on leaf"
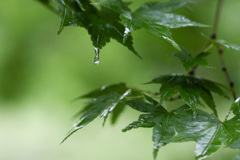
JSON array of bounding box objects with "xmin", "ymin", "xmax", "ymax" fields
[
  {"xmin": 123, "ymin": 27, "xmax": 131, "ymax": 43},
  {"xmin": 124, "ymin": 27, "xmax": 130, "ymax": 35},
  {"xmin": 93, "ymin": 47, "xmax": 100, "ymax": 65}
]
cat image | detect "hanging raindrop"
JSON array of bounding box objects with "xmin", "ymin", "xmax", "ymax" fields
[{"xmin": 93, "ymin": 47, "xmax": 100, "ymax": 65}]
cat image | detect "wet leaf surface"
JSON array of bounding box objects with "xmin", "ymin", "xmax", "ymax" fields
[
  {"xmin": 123, "ymin": 104, "xmax": 240, "ymax": 160},
  {"xmin": 148, "ymin": 74, "xmax": 228, "ymax": 116},
  {"xmin": 62, "ymin": 83, "xmax": 141, "ymax": 143},
  {"xmin": 93, "ymin": 0, "xmax": 206, "ymax": 51},
  {"xmin": 171, "ymin": 48, "xmax": 212, "ymax": 72},
  {"xmin": 55, "ymin": 0, "xmax": 141, "ymax": 64}
]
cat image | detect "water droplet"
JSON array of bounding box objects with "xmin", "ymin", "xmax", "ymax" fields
[
  {"xmin": 93, "ymin": 47, "xmax": 100, "ymax": 65},
  {"xmin": 124, "ymin": 27, "xmax": 130, "ymax": 36},
  {"xmin": 235, "ymin": 97, "xmax": 240, "ymax": 103},
  {"xmin": 123, "ymin": 27, "xmax": 131, "ymax": 43}
]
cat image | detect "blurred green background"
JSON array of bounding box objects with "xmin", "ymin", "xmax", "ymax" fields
[{"xmin": 0, "ymin": 0, "xmax": 240, "ymax": 160}]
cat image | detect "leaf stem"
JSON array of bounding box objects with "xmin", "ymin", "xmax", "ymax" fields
[
  {"xmin": 166, "ymin": 95, "xmax": 181, "ymax": 102},
  {"xmin": 188, "ymin": 66, "xmax": 198, "ymax": 75}
]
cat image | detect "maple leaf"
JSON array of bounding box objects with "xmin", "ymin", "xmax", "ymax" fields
[{"xmin": 148, "ymin": 74, "xmax": 228, "ymax": 116}]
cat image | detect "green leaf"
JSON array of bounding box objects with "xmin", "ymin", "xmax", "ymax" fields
[
  {"xmin": 123, "ymin": 100, "xmax": 155, "ymax": 113},
  {"xmin": 189, "ymin": 52, "xmax": 211, "ymax": 68},
  {"xmin": 200, "ymin": 78, "xmax": 229, "ymax": 98},
  {"xmin": 132, "ymin": 1, "xmax": 206, "ymax": 50},
  {"xmin": 171, "ymin": 50, "xmax": 192, "ymax": 62},
  {"xmin": 75, "ymin": 83, "xmax": 143, "ymax": 125},
  {"xmin": 231, "ymin": 97, "xmax": 240, "ymax": 115},
  {"xmin": 61, "ymin": 83, "xmax": 133, "ymax": 143},
  {"xmin": 213, "ymin": 39, "xmax": 240, "ymax": 51},
  {"xmin": 137, "ymin": 1, "xmax": 189, "ymax": 13},
  {"xmin": 81, "ymin": 83, "xmax": 128, "ymax": 98},
  {"xmin": 121, "ymin": 105, "xmax": 193, "ymax": 159},
  {"xmin": 55, "ymin": 0, "xmax": 141, "ymax": 63},
  {"xmin": 110, "ymin": 103, "xmax": 125, "ymax": 124},
  {"xmin": 92, "ymin": 0, "xmax": 131, "ymax": 14},
  {"xmin": 228, "ymin": 138, "xmax": 240, "ymax": 149},
  {"xmin": 202, "ymin": 34, "xmax": 240, "ymax": 51},
  {"xmin": 148, "ymin": 74, "xmax": 228, "ymax": 116},
  {"xmin": 92, "ymin": 0, "xmax": 134, "ymax": 43},
  {"xmin": 95, "ymin": 0, "xmax": 206, "ymax": 51},
  {"xmin": 200, "ymin": 87, "xmax": 217, "ymax": 116},
  {"xmin": 123, "ymin": 94, "xmax": 166, "ymax": 113},
  {"xmin": 171, "ymin": 48, "xmax": 211, "ymax": 72},
  {"xmin": 144, "ymin": 94, "xmax": 159, "ymax": 106},
  {"xmin": 123, "ymin": 104, "xmax": 240, "ymax": 160},
  {"xmin": 173, "ymin": 110, "xmax": 240, "ymax": 160},
  {"xmin": 111, "ymin": 87, "xmax": 144, "ymax": 125},
  {"xmin": 55, "ymin": 0, "xmax": 73, "ymax": 34}
]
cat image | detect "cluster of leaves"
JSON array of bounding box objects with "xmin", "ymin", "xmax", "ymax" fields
[
  {"xmin": 123, "ymin": 97, "xmax": 240, "ymax": 160},
  {"xmin": 62, "ymin": 79, "xmax": 240, "ymax": 160},
  {"xmin": 37, "ymin": 0, "xmax": 240, "ymax": 160},
  {"xmin": 61, "ymin": 83, "xmax": 141, "ymax": 143},
  {"xmin": 60, "ymin": 43, "xmax": 240, "ymax": 159},
  {"xmin": 148, "ymin": 74, "xmax": 228, "ymax": 116},
  {"xmin": 171, "ymin": 48, "xmax": 212, "ymax": 72},
  {"xmin": 39, "ymin": 0, "xmax": 206, "ymax": 63}
]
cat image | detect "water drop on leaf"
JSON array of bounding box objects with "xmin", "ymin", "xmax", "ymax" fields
[
  {"xmin": 124, "ymin": 27, "xmax": 130, "ymax": 36},
  {"xmin": 123, "ymin": 27, "xmax": 131, "ymax": 43},
  {"xmin": 93, "ymin": 47, "xmax": 100, "ymax": 65}
]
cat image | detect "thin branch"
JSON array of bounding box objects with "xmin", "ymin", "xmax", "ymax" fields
[
  {"xmin": 212, "ymin": 0, "xmax": 224, "ymax": 38},
  {"xmin": 213, "ymin": 0, "xmax": 237, "ymax": 101},
  {"xmin": 188, "ymin": 0, "xmax": 224, "ymax": 75},
  {"xmin": 188, "ymin": 66, "xmax": 198, "ymax": 75},
  {"xmin": 212, "ymin": 0, "xmax": 238, "ymax": 120},
  {"xmin": 220, "ymin": 48, "xmax": 237, "ymax": 121},
  {"xmin": 217, "ymin": 46, "xmax": 237, "ymax": 100},
  {"xmin": 165, "ymin": 95, "xmax": 181, "ymax": 102},
  {"xmin": 212, "ymin": 0, "xmax": 237, "ymax": 101}
]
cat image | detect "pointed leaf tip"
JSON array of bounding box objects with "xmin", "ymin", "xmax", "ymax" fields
[
  {"xmin": 202, "ymin": 34, "xmax": 240, "ymax": 51},
  {"xmin": 148, "ymin": 74, "xmax": 226, "ymax": 116},
  {"xmin": 61, "ymin": 126, "xmax": 82, "ymax": 144},
  {"xmin": 63, "ymin": 84, "xmax": 137, "ymax": 142},
  {"xmin": 124, "ymin": 103, "xmax": 240, "ymax": 159}
]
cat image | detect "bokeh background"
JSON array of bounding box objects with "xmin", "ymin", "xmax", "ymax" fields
[{"xmin": 0, "ymin": 0, "xmax": 240, "ymax": 160}]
